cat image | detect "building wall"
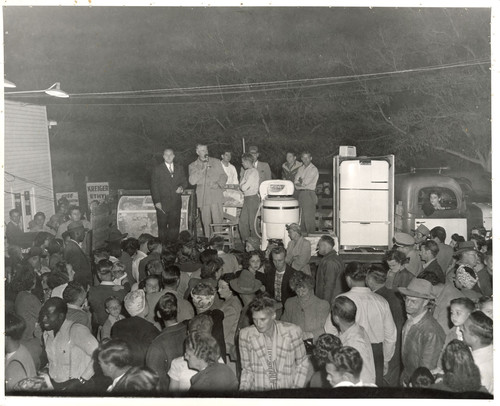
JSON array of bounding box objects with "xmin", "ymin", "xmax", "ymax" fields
[{"xmin": 4, "ymin": 100, "xmax": 55, "ymax": 230}]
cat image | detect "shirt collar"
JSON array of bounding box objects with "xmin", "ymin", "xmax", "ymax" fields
[
  {"xmin": 107, "ymin": 372, "xmax": 127, "ymax": 392},
  {"xmin": 100, "ymin": 281, "xmax": 115, "ymax": 286}
]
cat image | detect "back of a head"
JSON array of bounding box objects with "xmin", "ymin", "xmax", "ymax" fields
[
  {"xmin": 441, "ymin": 339, "xmax": 482, "ymax": 391},
  {"xmin": 409, "ymin": 367, "xmax": 435, "ymax": 388},
  {"xmin": 5, "ymin": 312, "xmax": 26, "ymax": 340},
  {"xmin": 160, "ymin": 251, "xmax": 177, "ymax": 268},
  {"xmin": 156, "ymin": 292, "xmax": 178, "ymax": 322},
  {"xmin": 366, "ymin": 265, "xmax": 388, "ymax": 286},
  {"xmin": 10, "ymin": 265, "xmax": 37, "ymax": 294},
  {"xmin": 199, "ymin": 248, "xmax": 218, "ymax": 265},
  {"xmin": 138, "ymin": 233, "xmax": 154, "ymax": 247},
  {"xmin": 98, "ymin": 338, "xmax": 133, "ymax": 368},
  {"xmin": 191, "ymin": 282, "xmax": 216, "ymax": 297},
  {"xmin": 210, "ymin": 235, "xmax": 225, "ymax": 251},
  {"xmin": 145, "ymin": 259, "xmax": 164, "ymax": 276},
  {"xmin": 162, "ymin": 264, "xmax": 180, "ymax": 287},
  {"xmin": 188, "ymin": 314, "xmax": 214, "ymax": 334},
  {"xmin": 332, "ymin": 296, "xmax": 357, "ymax": 323},
  {"xmin": 200, "ymin": 258, "xmax": 224, "ymax": 279},
  {"xmin": 62, "ymin": 281, "xmax": 85, "ymax": 305},
  {"xmin": 185, "ymin": 331, "xmax": 220, "ymax": 365},
  {"xmin": 123, "ymin": 238, "xmax": 140, "ymax": 254},
  {"xmin": 468, "ymin": 311, "xmax": 493, "ymax": 346},
  {"xmin": 344, "ymin": 261, "xmax": 368, "ymax": 283},
  {"xmin": 313, "ymin": 333, "xmax": 342, "ymax": 367},
  {"xmin": 328, "ymin": 346, "xmax": 363, "ymax": 380},
  {"xmin": 97, "ymin": 259, "xmax": 114, "ymax": 280},
  {"xmin": 119, "ymin": 366, "xmax": 159, "ymax": 392},
  {"xmin": 430, "ymin": 226, "xmax": 446, "ymax": 243}
]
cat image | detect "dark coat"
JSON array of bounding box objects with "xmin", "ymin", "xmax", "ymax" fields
[
  {"xmin": 64, "ymin": 240, "xmax": 92, "ymax": 287},
  {"xmin": 375, "ymin": 286, "xmax": 406, "ymax": 387},
  {"xmin": 418, "ymin": 259, "xmax": 445, "ymax": 285},
  {"xmin": 401, "ymin": 311, "xmax": 445, "ymax": 384},
  {"xmin": 88, "ymin": 283, "xmax": 127, "ymax": 326},
  {"xmin": 150, "ymin": 162, "xmax": 188, "ymax": 212},
  {"xmin": 111, "ymin": 316, "xmax": 160, "ymax": 367},
  {"xmin": 261, "ymin": 264, "xmax": 296, "ymax": 305},
  {"xmin": 315, "ymin": 250, "xmax": 344, "ymax": 304}
]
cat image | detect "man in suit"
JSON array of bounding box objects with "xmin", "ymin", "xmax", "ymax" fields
[
  {"xmin": 189, "ymin": 144, "xmax": 228, "ymax": 238},
  {"xmin": 151, "ymin": 148, "xmax": 188, "ymax": 245},
  {"xmin": 6, "ymin": 208, "xmax": 24, "ymax": 246},
  {"xmin": 96, "ymin": 338, "xmax": 134, "ymax": 393},
  {"xmin": 418, "ymin": 240, "xmax": 445, "ymax": 285},
  {"xmin": 240, "ymin": 145, "xmax": 272, "ymax": 185},
  {"xmin": 64, "ymin": 221, "xmax": 92, "ymax": 287},
  {"xmin": 239, "ymin": 296, "xmax": 308, "ymax": 391},
  {"xmin": 315, "ymin": 235, "xmax": 345, "ymax": 304},
  {"xmin": 430, "ymin": 226, "xmax": 454, "ymax": 279},
  {"xmin": 261, "ymin": 246, "xmax": 296, "ymax": 314}
]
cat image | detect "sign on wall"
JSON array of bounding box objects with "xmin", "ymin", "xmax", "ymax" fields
[
  {"xmin": 86, "ymin": 182, "xmax": 109, "ymax": 206},
  {"xmin": 56, "ymin": 192, "xmax": 80, "ymax": 207}
]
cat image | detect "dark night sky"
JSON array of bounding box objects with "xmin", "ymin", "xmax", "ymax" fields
[{"xmin": 3, "ymin": 6, "xmax": 492, "ymax": 190}]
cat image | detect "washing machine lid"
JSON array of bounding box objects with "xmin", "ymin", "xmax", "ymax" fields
[{"xmin": 259, "ymin": 180, "xmax": 295, "ymax": 200}]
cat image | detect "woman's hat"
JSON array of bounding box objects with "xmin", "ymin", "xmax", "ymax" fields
[
  {"xmin": 398, "ymin": 278, "xmax": 434, "ymax": 299},
  {"xmin": 230, "ymin": 269, "xmax": 263, "ymax": 294},
  {"xmin": 454, "ymin": 241, "xmax": 477, "ymax": 256}
]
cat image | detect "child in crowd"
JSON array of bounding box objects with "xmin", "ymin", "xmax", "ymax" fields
[
  {"xmin": 477, "ymin": 296, "xmax": 493, "ymax": 320},
  {"xmin": 141, "ymin": 275, "xmax": 162, "ymax": 295},
  {"xmin": 448, "ymin": 297, "xmax": 475, "ymax": 342},
  {"xmin": 112, "ymin": 261, "xmax": 131, "ymax": 292},
  {"xmin": 99, "ymin": 296, "xmax": 125, "ymax": 341}
]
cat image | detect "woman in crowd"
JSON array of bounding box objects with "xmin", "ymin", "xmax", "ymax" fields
[
  {"xmin": 184, "ymin": 331, "xmax": 238, "ymax": 393},
  {"xmin": 383, "ymin": 249, "xmax": 415, "ymax": 290},
  {"xmin": 432, "ymin": 339, "xmax": 485, "ymax": 393},
  {"xmin": 47, "ymin": 261, "xmax": 75, "ymax": 298},
  {"xmin": 241, "ymin": 250, "xmax": 266, "ymax": 283},
  {"xmin": 309, "ymin": 333, "xmax": 342, "ymax": 388},
  {"xmin": 217, "ymin": 273, "xmax": 243, "ymax": 360},
  {"xmin": 281, "ymin": 271, "xmax": 330, "ymax": 342}
]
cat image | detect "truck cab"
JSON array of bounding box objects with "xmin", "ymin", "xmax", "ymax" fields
[{"xmin": 395, "ymin": 172, "xmax": 469, "ymax": 243}]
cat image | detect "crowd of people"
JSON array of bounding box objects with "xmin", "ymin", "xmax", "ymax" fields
[
  {"xmin": 4, "ymin": 201, "xmax": 493, "ymax": 396},
  {"xmin": 4, "ymin": 144, "xmax": 493, "ymax": 397}
]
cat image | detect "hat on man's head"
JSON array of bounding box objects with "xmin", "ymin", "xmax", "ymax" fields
[
  {"xmin": 398, "ymin": 278, "xmax": 434, "ymax": 300},
  {"xmin": 393, "ymin": 232, "xmax": 415, "ymax": 247},
  {"xmin": 25, "ymin": 246, "xmax": 47, "ymax": 259},
  {"xmin": 248, "ymin": 145, "xmax": 259, "ymax": 153},
  {"xmin": 124, "ymin": 289, "xmax": 147, "ymax": 317},
  {"xmin": 455, "ymin": 241, "xmax": 477, "ymax": 256},
  {"xmin": 286, "ymin": 223, "xmax": 302, "ymax": 234},
  {"xmin": 67, "ymin": 221, "xmax": 87, "ymax": 233},
  {"xmin": 230, "ymin": 269, "xmax": 263, "ymax": 294},
  {"xmin": 412, "ymin": 224, "xmax": 430, "ymax": 236},
  {"xmin": 246, "ymin": 236, "xmax": 261, "ymax": 250},
  {"xmin": 105, "ymin": 227, "xmax": 128, "ymax": 243}
]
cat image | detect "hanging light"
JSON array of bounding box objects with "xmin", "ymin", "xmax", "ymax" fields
[
  {"xmin": 4, "ymin": 78, "xmax": 17, "ymax": 88},
  {"xmin": 5, "ymin": 82, "xmax": 69, "ymax": 98}
]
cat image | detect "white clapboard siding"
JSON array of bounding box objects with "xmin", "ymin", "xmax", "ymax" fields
[{"xmin": 4, "ymin": 101, "xmax": 55, "ymax": 228}]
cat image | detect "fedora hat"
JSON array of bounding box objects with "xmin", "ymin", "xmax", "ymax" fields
[
  {"xmin": 230, "ymin": 269, "xmax": 263, "ymax": 294},
  {"xmin": 454, "ymin": 241, "xmax": 477, "ymax": 256},
  {"xmin": 398, "ymin": 278, "xmax": 434, "ymax": 300},
  {"xmin": 105, "ymin": 227, "xmax": 128, "ymax": 243},
  {"xmin": 412, "ymin": 224, "xmax": 430, "ymax": 236}
]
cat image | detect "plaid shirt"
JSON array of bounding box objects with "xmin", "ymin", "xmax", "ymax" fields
[{"xmin": 239, "ymin": 321, "xmax": 308, "ymax": 391}]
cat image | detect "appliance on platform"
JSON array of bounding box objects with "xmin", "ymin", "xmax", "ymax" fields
[{"xmin": 255, "ymin": 180, "xmax": 300, "ymax": 251}]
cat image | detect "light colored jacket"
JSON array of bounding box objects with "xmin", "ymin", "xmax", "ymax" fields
[{"xmin": 285, "ymin": 236, "xmax": 311, "ymax": 275}]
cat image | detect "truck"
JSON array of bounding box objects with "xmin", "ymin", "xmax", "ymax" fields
[{"xmin": 331, "ymin": 148, "xmax": 491, "ymax": 262}]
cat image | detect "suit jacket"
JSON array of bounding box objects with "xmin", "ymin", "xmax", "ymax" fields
[
  {"xmin": 64, "ymin": 239, "xmax": 92, "ymax": 287},
  {"xmin": 261, "ymin": 264, "xmax": 296, "ymax": 304},
  {"xmin": 436, "ymin": 242, "xmax": 454, "ymax": 275},
  {"xmin": 418, "ymin": 259, "xmax": 445, "ymax": 284},
  {"xmin": 240, "ymin": 161, "xmax": 272, "ymax": 185},
  {"xmin": 285, "ymin": 236, "xmax": 311, "ymax": 274},
  {"xmin": 151, "ymin": 161, "xmax": 188, "ymax": 212},
  {"xmin": 189, "ymin": 157, "xmax": 227, "ymax": 207},
  {"xmin": 239, "ymin": 321, "xmax": 309, "ymax": 390}
]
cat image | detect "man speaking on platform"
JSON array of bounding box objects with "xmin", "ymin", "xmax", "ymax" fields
[{"xmin": 151, "ymin": 148, "xmax": 188, "ymax": 244}]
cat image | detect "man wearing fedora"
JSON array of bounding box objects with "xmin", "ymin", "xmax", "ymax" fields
[
  {"xmin": 230, "ymin": 269, "xmax": 264, "ymax": 334},
  {"xmin": 151, "ymin": 148, "xmax": 188, "ymax": 245},
  {"xmin": 412, "ymin": 224, "xmax": 430, "ymax": 245},
  {"xmin": 239, "ymin": 296, "xmax": 309, "ymax": 391},
  {"xmin": 64, "ymin": 221, "xmax": 92, "ymax": 287},
  {"xmin": 393, "ymin": 232, "xmax": 422, "ymax": 278},
  {"xmin": 399, "ymin": 279, "xmax": 445, "ymax": 385}
]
